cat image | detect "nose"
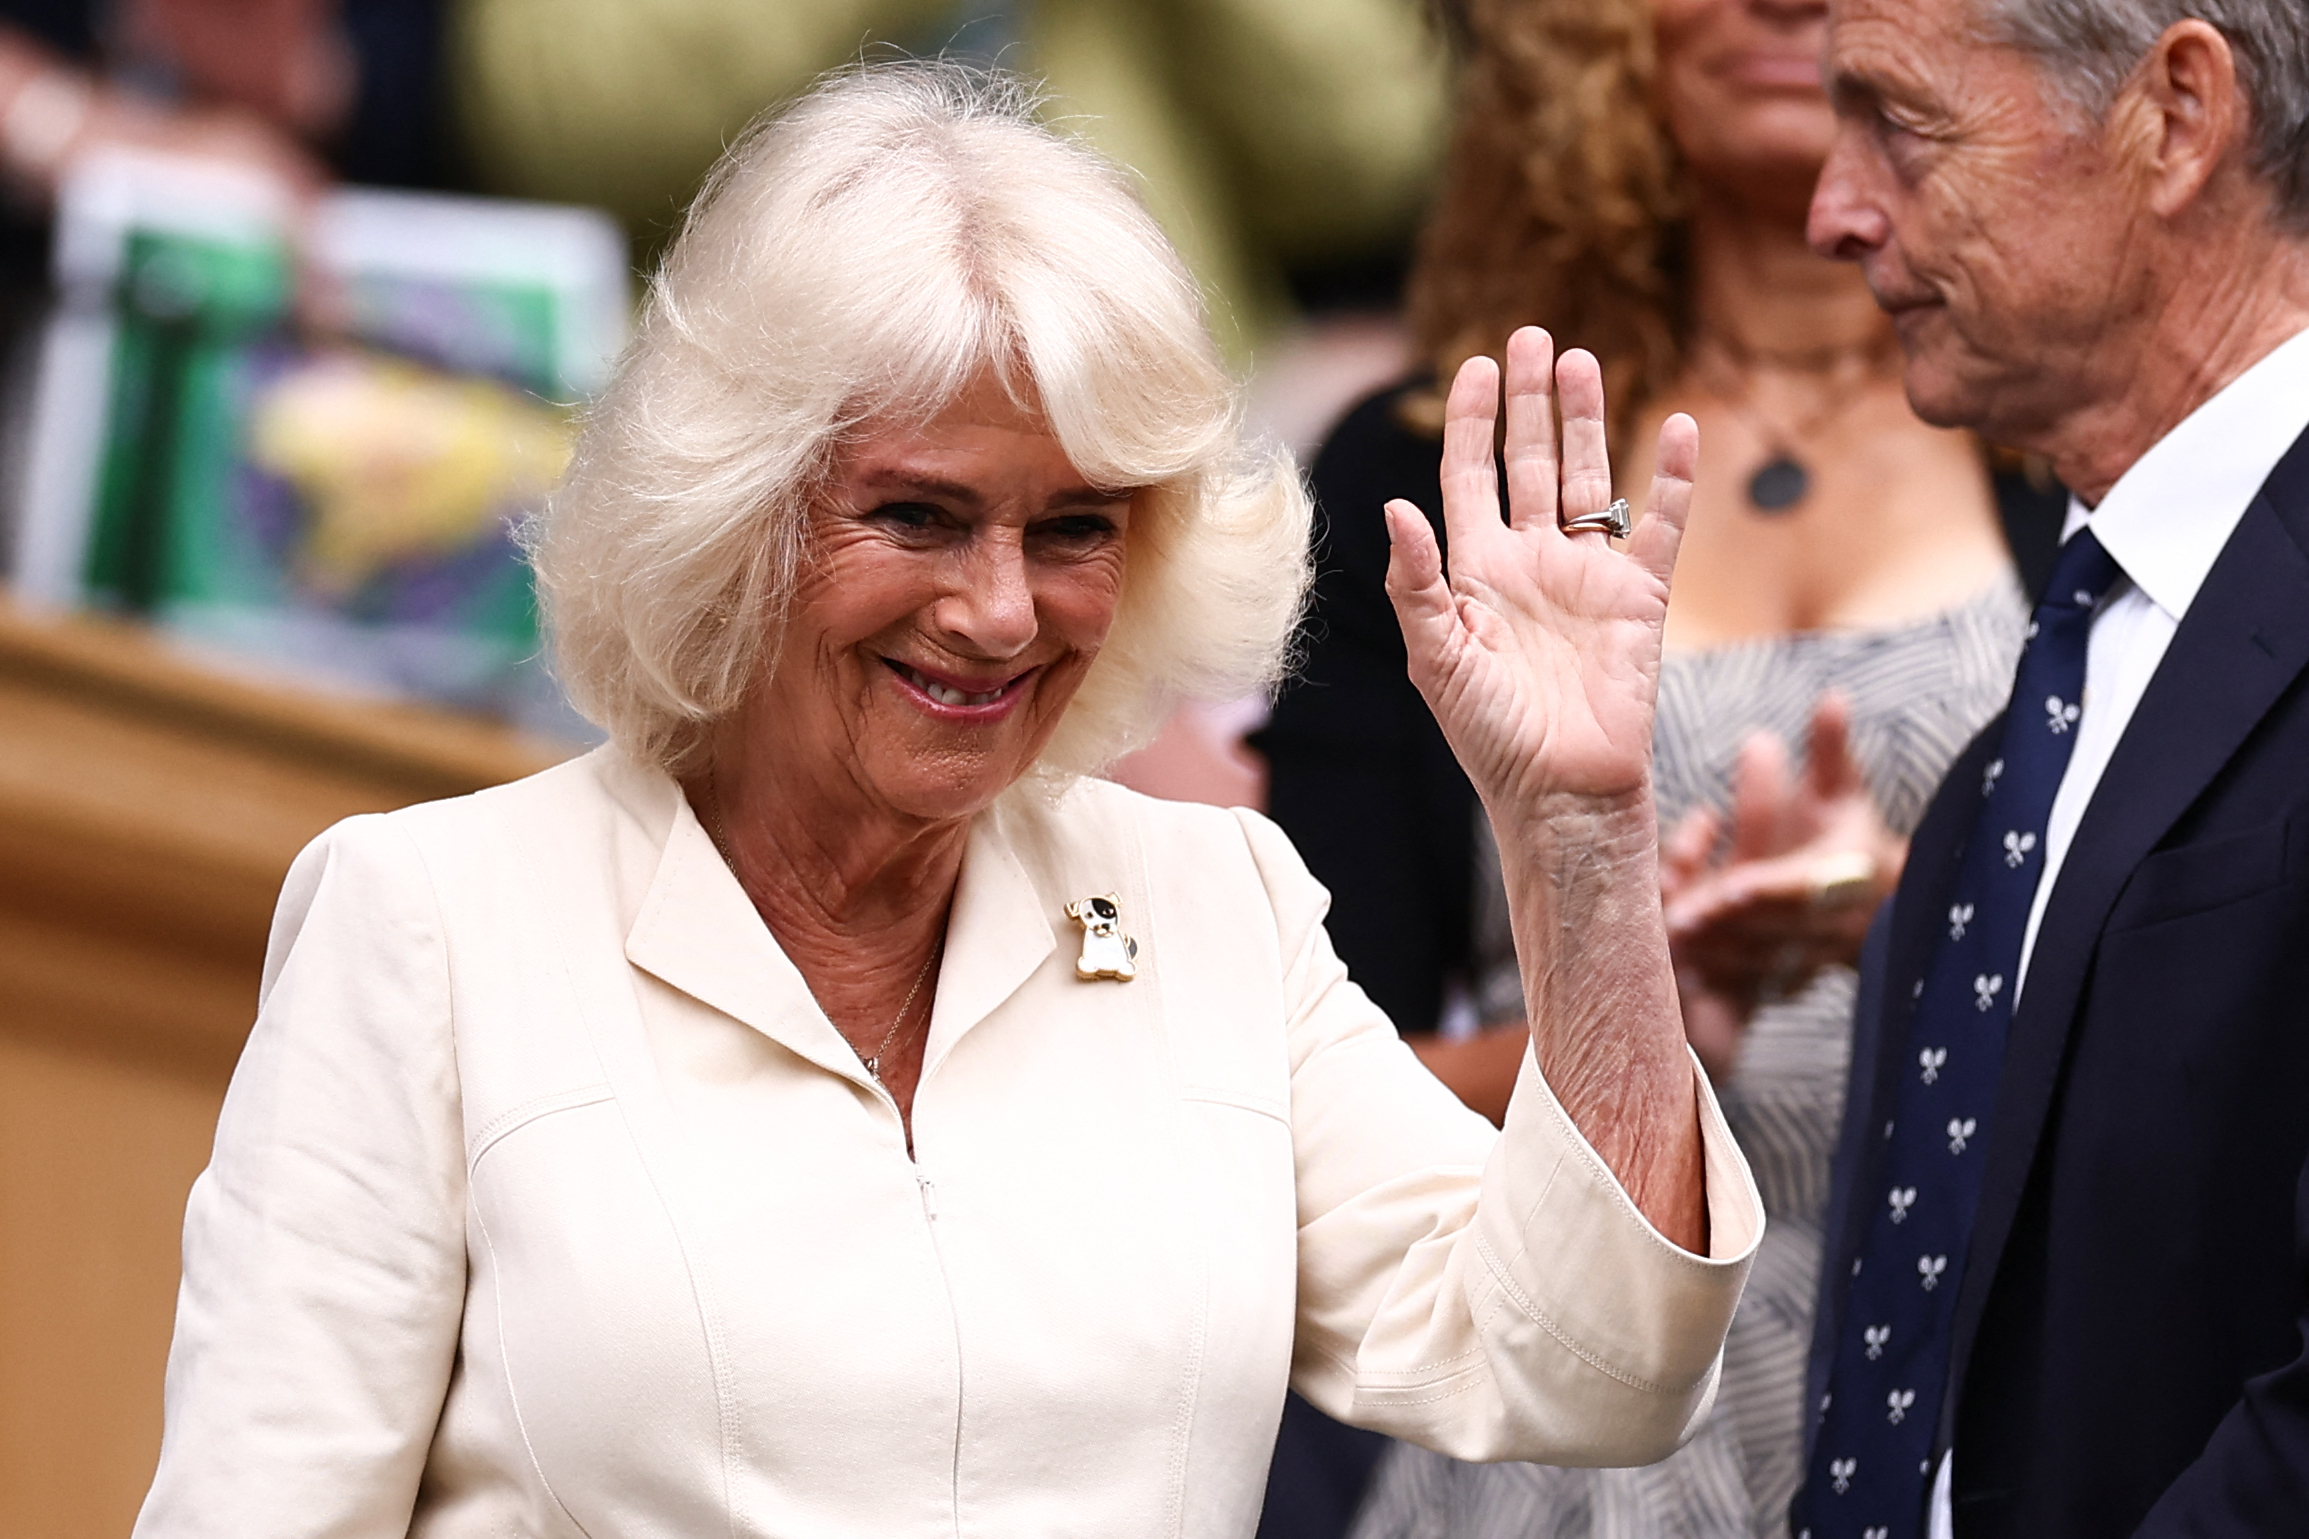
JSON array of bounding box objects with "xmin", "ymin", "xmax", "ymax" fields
[
  {"xmin": 934, "ymin": 530, "xmax": 1038, "ymax": 661},
  {"xmin": 1807, "ymin": 127, "xmax": 1891, "ymax": 261}
]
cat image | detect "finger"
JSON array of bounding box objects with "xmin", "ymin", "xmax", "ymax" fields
[
  {"xmin": 1501, "ymin": 327, "xmax": 1560, "ymax": 533},
  {"xmin": 1437, "ymin": 354, "xmax": 1505, "ymax": 556},
  {"xmin": 1382, "ymin": 499, "xmax": 1461, "ymax": 694},
  {"xmin": 1729, "ymin": 730, "xmax": 1795, "ymax": 862},
  {"xmin": 1661, "ymin": 806, "xmax": 1721, "ymax": 895},
  {"xmin": 1805, "ymin": 692, "xmax": 1861, "ymax": 800},
  {"xmin": 1555, "ymin": 349, "xmax": 1614, "ymax": 531},
  {"xmin": 1628, "ymin": 412, "xmax": 1699, "ymax": 587}
]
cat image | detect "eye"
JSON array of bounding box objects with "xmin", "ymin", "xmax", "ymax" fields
[
  {"xmin": 865, "ymin": 501, "xmax": 953, "ymax": 541},
  {"xmin": 1030, "ymin": 510, "xmax": 1123, "ymax": 550}
]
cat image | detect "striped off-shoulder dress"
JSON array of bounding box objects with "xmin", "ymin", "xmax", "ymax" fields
[{"xmin": 1352, "ymin": 578, "xmax": 2029, "ymax": 1539}]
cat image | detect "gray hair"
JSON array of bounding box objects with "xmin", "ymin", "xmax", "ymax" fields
[
  {"xmin": 1980, "ymin": 0, "xmax": 2309, "ymax": 228},
  {"xmin": 531, "ymin": 63, "xmax": 1312, "ymax": 776}
]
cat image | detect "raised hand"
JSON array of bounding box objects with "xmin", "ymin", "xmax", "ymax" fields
[
  {"xmin": 1382, "ymin": 328, "xmax": 1697, "ymax": 823},
  {"xmin": 1384, "ymin": 327, "xmax": 1710, "ymax": 1253}
]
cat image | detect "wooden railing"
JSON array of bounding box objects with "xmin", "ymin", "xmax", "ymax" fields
[{"xmin": 0, "ymin": 599, "xmax": 567, "ymax": 1538}]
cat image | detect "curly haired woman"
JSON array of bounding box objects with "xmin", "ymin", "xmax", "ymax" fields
[{"xmin": 1258, "ymin": 1, "xmax": 2067, "ymax": 1534}]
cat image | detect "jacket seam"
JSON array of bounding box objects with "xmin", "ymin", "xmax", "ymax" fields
[
  {"xmin": 468, "ymin": 1085, "xmax": 617, "ymax": 1169},
  {"xmin": 1176, "ymin": 1085, "xmax": 1291, "ymax": 1124},
  {"xmin": 471, "ymin": 1190, "xmax": 601, "ymax": 1539},
  {"xmin": 1472, "ymin": 1226, "xmax": 1669, "ymax": 1396}
]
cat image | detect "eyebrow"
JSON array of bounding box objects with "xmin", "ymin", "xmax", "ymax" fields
[{"xmin": 855, "ymin": 471, "xmax": 1132, "ymax": 509}]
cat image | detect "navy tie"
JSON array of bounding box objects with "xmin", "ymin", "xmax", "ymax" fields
[{"xmin": 1794, "ymin": 528, "xmax": 2122, "ymax": 1539}]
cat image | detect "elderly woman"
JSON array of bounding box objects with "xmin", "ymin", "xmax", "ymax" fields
[{"xmin": 133, "ymin": 66, "xmax": 1758, "ymax": 1537}]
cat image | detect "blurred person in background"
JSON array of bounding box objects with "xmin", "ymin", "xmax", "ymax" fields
[
  {"xmin": 131, "ymin": 67, "xmax": 1763, "ymax": 1537},
  {"xmin": 0, "ymin": 0, "xmax": 453, "ymax": 576},
  {"xmin": 1256, "ymin": 0, "xmax": 2065, "ymax": 1534},
  {"xmin": 0, "ymin": 0, "xmax": 450, "ymax": 326}
]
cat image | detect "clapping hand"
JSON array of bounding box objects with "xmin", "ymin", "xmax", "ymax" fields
[
  {"xmin": 1383, "ymin": 327, "xmax": 1696, "ymax": 824},
  {"xmin": 1662, "ymin": 694, "xmax": 1906, "ymax": 1080}
]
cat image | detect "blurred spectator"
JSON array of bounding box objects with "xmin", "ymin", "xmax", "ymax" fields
[
  {"xmin": 0, "ymin": 1, "xmax": 450, "ymax": 309},
  {"xmin": 1254, "ymin": 0, "xmax": 2067, "ymax": 1534},
  {"xmin": 0, "ymin": 0, "xmax": 456, "ymax": 576},
  {"xmin": 448, "ymin": 0, "xmax": 1448, "ymax": 357}
]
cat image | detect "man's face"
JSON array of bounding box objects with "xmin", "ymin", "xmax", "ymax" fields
[{"xmin": 1808, "ymin": 0, "xmax": 2152, "ymax": 442}]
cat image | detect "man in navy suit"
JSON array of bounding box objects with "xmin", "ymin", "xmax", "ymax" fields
[{"xmin": 1793, "ymin": 2, "xmax": 2309, "ymax": 1537}]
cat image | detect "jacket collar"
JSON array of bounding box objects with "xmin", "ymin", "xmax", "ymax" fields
[{"xmin": 623, "ymin": 769, "xmax": 1058, "ymax": 1086}]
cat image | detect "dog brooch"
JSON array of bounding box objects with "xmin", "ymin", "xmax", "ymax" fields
[{"xmin": 1065, "ymin": 893, "xmax": 1139, "ymax": 981}]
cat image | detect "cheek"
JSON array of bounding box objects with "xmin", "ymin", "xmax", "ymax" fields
[
  {"xmin": 791, "ymin": 552, "xmax": 932, "ymax": 657},
  {"xmin": 1039, "ymin": 550, "xmax": 1130, "ymax": 659}
]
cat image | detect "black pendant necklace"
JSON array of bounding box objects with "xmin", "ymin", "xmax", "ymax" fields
[
  {"xmin": 1693, "ymin": 327, "xmax": 1900, "ymax": 519},
  {"xmin": 1747, "ymin": 455, "xmax": 1811, "ymax": 513}
]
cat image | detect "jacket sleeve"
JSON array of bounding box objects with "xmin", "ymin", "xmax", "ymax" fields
[
  {"xmin": 2131, "ymin": 1150, "xmax": 2309, "ymax": 1537},
  {"xmin": 134, "ymin": 815, "xmax": 468, "ymax": 1538},
  {"xmin": 1234, "ymin": 807, "xmax": 1763, "ymax": 1468}
]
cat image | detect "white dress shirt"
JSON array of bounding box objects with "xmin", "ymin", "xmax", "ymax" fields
[
  {"xmin": 1928, "ymin": 321, "xmax": 2309, "ymax": 1539},
  {"xmin": 136, "ymin": 747, "xmax": 1762, "ymax": 1539}
]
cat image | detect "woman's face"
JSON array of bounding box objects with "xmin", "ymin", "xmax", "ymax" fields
[
  {"xmin": 745, "ymin": 376, "xmax": 1133, "ymax": 827},
  {"xmin": 1652, "ymin": 0, "xmax": 1835, "ymax": 208}
]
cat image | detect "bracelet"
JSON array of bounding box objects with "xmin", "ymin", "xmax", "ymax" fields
[{"xmin": 3, "ymin": 70, "xmax": 92, "ymax": 181}]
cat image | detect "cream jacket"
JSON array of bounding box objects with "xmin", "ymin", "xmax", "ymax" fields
[{"xmin": 135, "ymin": 747, "xmax": 1761, "ymax": 1539}]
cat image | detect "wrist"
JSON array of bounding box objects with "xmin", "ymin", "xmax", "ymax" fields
[{"xmin": 1490, "ymin": 784, "xmax": 1659, "ymax": 876}]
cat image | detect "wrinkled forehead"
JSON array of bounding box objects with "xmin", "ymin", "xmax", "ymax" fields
[
  {"xmin": 1826, "ymin": 0, "xmax": 2031, "ymax": 113},
  {"xmin": 1829, "ymin": 0, "xmax": 1978, "ymax": 40}
]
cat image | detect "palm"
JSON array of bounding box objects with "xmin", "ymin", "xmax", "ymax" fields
[{"xmin": 1386, "ymin": 330, "xmax": 1697, "ymax": 812}]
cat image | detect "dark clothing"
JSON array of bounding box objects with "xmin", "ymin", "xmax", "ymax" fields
[
  {"xmin": 1806, "ymin": 424, "xmax": 2309, "ymax": 1539},
  {"xmin": 1256, "ymin": 384, "xmax": 1475, "ymax": 1035},
  {"xmin": 1258, "ymin": 1395, "xmax": 1395, "ymax": 1539}
]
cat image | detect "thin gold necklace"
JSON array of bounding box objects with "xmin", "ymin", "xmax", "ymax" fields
[
  {"xmin": 699, "ymin": 770, "xmax": 941, "ymax": 1084},
  {"xmin": 862, "ymin": 949, "xmax": 938, "ymax": 1082}
]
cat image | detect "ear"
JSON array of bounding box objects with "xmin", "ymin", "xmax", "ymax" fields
[{"xmin": 2118, "ymin": 19, "xmax": 2251, "ymax": 220}]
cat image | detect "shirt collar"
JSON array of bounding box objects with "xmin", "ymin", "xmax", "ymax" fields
[{"xmin": 2062, "ymin": 323, "xmax": 2309, "ymax": 623}]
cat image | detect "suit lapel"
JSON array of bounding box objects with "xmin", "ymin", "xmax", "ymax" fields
[
  {"xmin": 920, "ymin": 794, "xmax": 1058, "ymax": 1081},
  {"xmin": 1945, "ymin": 429, "xmax": 2309, "ymax": 1412}
]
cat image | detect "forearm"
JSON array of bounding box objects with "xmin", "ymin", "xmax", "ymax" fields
[{"xmin": 1494, "ymin": 789, "xmax": 1707, "ymax": 1252}]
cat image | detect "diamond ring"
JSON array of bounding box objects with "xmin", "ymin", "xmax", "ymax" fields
[{"xmin": 1561, "ymin": 497, "xmax": 1632, "ymax": 539}]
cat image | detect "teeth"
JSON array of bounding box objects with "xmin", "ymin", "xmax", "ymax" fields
[{"xmin": 903, "ymin": 666, "xmax": 1004, "ymax": 707}]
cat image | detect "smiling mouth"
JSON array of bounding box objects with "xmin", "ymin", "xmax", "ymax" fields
[{"xmin": 885, "ymin": 659, "xmax": 1026, "ymax": 709}]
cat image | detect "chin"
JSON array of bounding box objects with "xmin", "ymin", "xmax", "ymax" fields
[
  {"xmin": 1888, "ymin": 314, "xmax": 1989, "ymax": 432},
  {"xmin": 1897, "ymin": 366, "xmax": 1981, "ymax": 432},
  {"xmin": 864, "ymin": 735, "xmax": 1043, "ymax": 825}
]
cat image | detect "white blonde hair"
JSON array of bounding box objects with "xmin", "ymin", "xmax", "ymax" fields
[{"xmin": 531, "ymin": 63, "xmax": 1313, "ymax": 776}]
